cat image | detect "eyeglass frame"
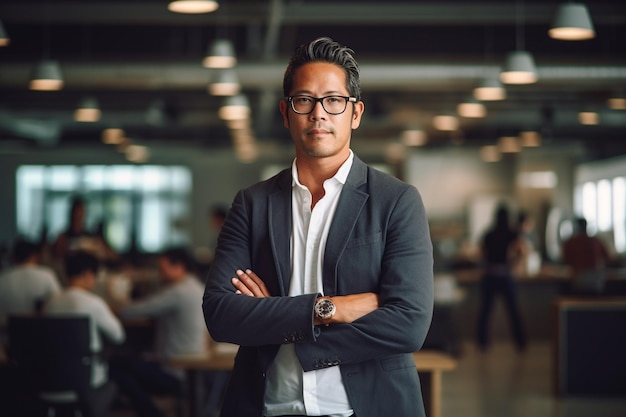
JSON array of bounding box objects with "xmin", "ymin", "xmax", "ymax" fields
[{"xmin": 285, "ymin": 95, "xmax": 358, "ymax": 115}]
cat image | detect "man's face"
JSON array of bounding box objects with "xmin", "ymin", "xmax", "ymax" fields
[{"xmin": 280, "ymin": 62, "xmax": 364, "ymax": 162}]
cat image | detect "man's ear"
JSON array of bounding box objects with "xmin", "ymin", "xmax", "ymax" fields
[{"xmin": 351, "ymin": 100, "xmax": 365, "ymax": 130}]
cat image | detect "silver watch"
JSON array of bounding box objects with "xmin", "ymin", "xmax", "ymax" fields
[{"xmin": 314, "ymin": 297, "xmax": 336, "ymax": 321}]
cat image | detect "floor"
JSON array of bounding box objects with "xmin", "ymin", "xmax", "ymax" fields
[
  {"xmin": 108, "ymin": 340, "xmax": 626, "ymax": 417},
  {"xmin": 441, "ymin": 340, "xmax": 626, "ymax": 417}
]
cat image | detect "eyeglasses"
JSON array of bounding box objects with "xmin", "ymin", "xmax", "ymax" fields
[{"xmin": 286, "ymin": 95, "xmax": 357, "ymax": 115}]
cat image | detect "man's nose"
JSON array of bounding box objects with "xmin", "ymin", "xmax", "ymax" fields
[{"xmin": 309, "ymin": 100, "xmax": 327, "ymax": 120}]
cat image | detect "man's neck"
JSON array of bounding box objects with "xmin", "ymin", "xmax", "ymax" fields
[{"xmin": 295, "ymin": 152, "xmax": 349, "ymax": 192}]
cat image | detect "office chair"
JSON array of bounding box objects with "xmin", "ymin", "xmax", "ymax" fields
[{"xmin": 6, "ymin": 315, "xmax": 100, "ymax": 417}]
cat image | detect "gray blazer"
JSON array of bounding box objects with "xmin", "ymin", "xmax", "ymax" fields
[{"xmin": 203, "ymin": 155, "xmax": 434, "ymax": 417}]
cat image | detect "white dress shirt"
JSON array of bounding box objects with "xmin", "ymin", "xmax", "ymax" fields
[
  {"xmin": 0, "ymin": 264, "xmax": 61, "ymax": 317},
  {"xmin": 45, "ymin": 287, "xmax": 126, "ymax": 387},
  {"xmin": 264, "ymin": 152, "xmax": 354, "ymax": 417}
]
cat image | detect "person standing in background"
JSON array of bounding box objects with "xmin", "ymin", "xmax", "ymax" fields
[
  {"xmin": 512, "ymin": 210, "xmax": 541, "ymax": 277},
  {"xmin": 477, "ymin": 203, "xmax": 527, "ymax": 353},
  {"xmin": 52, "ymin": 196, "xmax": 117, "ymax": 262},
  {"xmin": 203, "ymin": 37, "xmax": 433, "ymax": 417},
  {"xmin": 561, "ymin": 217, "xmax": 611, "ymax": 294}
]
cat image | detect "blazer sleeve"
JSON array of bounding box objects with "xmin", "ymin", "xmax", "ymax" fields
[
  {"xmin": 202, "ymin": 184, "xmax": 320, "ymax": 347},
  {"xmin": 296, "ymin": 183, "xmax": 434, "ymax": 371}
]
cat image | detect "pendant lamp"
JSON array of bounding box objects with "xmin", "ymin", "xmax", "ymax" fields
[
  {"xmin": 29, "ymin": 60, "xmax": 64, "ymax": 91},
  {"xmin": 500, "ymin": 0, "xmax": 538, "ymax": 85},
  {"xmin": 474, "ymin": 76, "xmax": 507, "ymax": 101},
  {"xmin": 74, "ymin": 97, "xmax": 101, "ymax": 122},
  {"xmin": 168, "ymin": 0, "xmax": 219, "ymax": 14},
  {"xmin": 0, "ymin": 20, "xmax": 9, "ymax": 46},
  {"xmin": 219, "ymin": 94, "xmax": 250, "ymax": 120},
  {"xmin": 549, "ymin": 3, "xmax": 595, "ymax": 40},
  {"xmin": 203, "ymin": 39, "xmax": 237, "ymax": 69},
  {"xmin": 209, "ymin": 69, "xmax": 240, "ymax": 96}
]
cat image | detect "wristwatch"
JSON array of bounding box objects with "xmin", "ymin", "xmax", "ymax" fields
[{"xmin": 314, "ymin": 297, "xmax": 336, "ymax": 321}]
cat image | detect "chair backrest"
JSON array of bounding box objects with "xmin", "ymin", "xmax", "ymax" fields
[{"xmin": 7, "ymin": 315, "xmax": 93, "ymax": 392}]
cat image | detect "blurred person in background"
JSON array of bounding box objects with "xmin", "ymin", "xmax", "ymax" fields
[
  {"xmin": 111, "ymin": 247, "xmax": 207, "ymax": 417},
  {"xmin": 45, "ymin": 250, "xmax": 125, "ymax": 417},
  {"xmin": 512, "ymin": 210, "xmax": 541, "ymax": 277},
  {"xmin": 52, "ymin": 196, "xmax": 117, "ymax": 262},
  {"xmin": 0, "ymin": 238, "xmax": 61, "ymax": 319},
  {"xmin": 561, "ymin": 217, "xmax": 611, "ymax": 295},
  {"xmin": 477, "ymin": 203, "xmax": 527, "ymax": 353}
]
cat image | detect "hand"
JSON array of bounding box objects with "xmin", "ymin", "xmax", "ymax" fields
[
  {"xmin": 327, "ymin": 292, "xmax": 380, "ymax": 324},
  {"xmin": 231, "ymin": 269, "xmax": 271, "ymax": 298}
]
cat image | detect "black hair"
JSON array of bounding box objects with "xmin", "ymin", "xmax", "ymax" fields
[
  {"xmin": 574, "ymin": 217, "xmax": 588, "ymax": 232},
  {"xmin": 65, "ymin": 250, "xmax": 99, "ymax": 280},
  {"xmin": 11, "ymin": 239, "xmax": 41, "ymax": 264},
  {"xmin": 161, "ymin": 247, "xmax": 194, "ymax": 271},
  {"xmin": 69, "ymin": 196, "xmax": 85, "ymax": 218},
  {"xmin": 283, "ymin": 37, "xmax": 361, "ymax": 101}
]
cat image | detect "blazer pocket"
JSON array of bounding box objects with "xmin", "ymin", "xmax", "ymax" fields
[
  {"xmin": 380, "ymin": 354, "xmax": 415, "ymax": 371},
  {"xmin": 345, "ymin": 231, "xmax": 382, "ymax": 249}
]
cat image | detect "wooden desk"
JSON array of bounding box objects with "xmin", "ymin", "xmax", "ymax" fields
[
  {"xmin": 169, "ymin": 347, "xmax": 457, "ymax": 417},
  {"xmin": 414, "ymin": 350, "xmax": 458, "ymax": 417}
]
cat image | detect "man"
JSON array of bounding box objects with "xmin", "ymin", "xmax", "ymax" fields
[
  {"xmin": 562, "ymin": 217, "xmax": 611, "ymax": 294},
  {"xmin": 45, "ymin": 250, "xmax": 124, "ymax": 417},
  {"xmin": 113, "ymin": 247, "xmax": 207, "ymax": 417},
  {"xmin": 0, "ymin": 239, "xmax": 61, "ymax": 319},
  {"xmin": 202, "ymin": 37, "xmax": 433, "ymax": 417}
]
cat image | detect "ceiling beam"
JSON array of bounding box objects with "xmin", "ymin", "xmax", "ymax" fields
[{"xmin": 1, "ymin": 2, "xmax": 625, "ymax": 26}]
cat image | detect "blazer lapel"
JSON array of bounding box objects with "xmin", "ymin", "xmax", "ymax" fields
[
  {"xmin": 322, "ymin": 157, "xmax": 369, "ymax": 296},
  {"xmin": 268, "ymin": 170, "xmax": 293, "ymax": 296}
]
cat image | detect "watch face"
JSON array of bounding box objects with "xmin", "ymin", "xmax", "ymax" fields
[{"xmin": 315, "ymin": 298, "xmax": 336, "ymax": 320}]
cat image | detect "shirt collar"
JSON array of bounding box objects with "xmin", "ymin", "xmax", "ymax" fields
[{"xmin": 291, "ymin": 150, "xmax": 354, "ymax": 188}]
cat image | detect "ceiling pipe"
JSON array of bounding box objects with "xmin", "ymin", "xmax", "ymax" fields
[{"xmin": 1, "ymin": 61, "xmax": 625, "ymax": 90}]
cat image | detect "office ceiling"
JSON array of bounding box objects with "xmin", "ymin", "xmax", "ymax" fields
[{"xmin": 0, "ymin": 0, "xmax": 625, "ymax": 162}]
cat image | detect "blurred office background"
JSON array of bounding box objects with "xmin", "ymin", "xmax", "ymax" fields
[{"xmin": 1, "ymin": 1, "xmax": 625, "ymax": 416}]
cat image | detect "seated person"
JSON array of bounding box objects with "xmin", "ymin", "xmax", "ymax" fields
[
  {"xmin": 111, "ymin": 247, "xmax": 208, "ymax": 417},
  {"xmin": 0, "ymin": 240, "xmax": 61, "ymax": 417},
  {"xmin": 45, "ymin": 250, "xmax": 125, "ymax": 417},
  {"xmin": 0, "ymin": 239, "xmax": 61, "ymax": 319}
]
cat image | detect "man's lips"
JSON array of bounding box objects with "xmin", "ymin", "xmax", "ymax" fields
[{"xmin": 307, "ymin": 128, "xmax": 331, "ymax": 135}]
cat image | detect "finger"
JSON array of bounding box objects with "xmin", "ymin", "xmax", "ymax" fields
[
  {"xmin": 244, "ymin": 269, "xmax": 271, "ymax": 297},
  {"xmin": 236, "ymin": 269, "xmax": 264, "ymax": 297},
  {"xmin": 231, "ymin": 277, "xmax": 254, "ymax": 296}
]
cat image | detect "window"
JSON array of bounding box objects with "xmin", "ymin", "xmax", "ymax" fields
[
  {"xmin": 580, "ymin": 181, "xmax": 598, "ymax": 235},
  {"xmin": 597, "ymin": 179, "xmax": 612, "ymax": 232},
  {"xmin": 16, "ymin": 165, "xmax": 192, "ymax": 254},
  {"xmin": 614, "ymin": 177, "xmax": 626, "ymax": 253}
]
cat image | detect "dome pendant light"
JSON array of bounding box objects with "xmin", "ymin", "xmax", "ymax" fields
[
  {"xmin": 549, "ymin": 3, "xmax": 595, "ymax": 41},
  {"xmin": 0, "ymin": 20, "xmax": 10, "ymax": 47},
  {"xmin": 168, "ymin": 0, "xmax": 219, "ymax": 14},
  {"xmin": 203, "ymin": 39, "xmax": 237, "ymax": 69},
  {"xmin": 29, "ymin": 60, "xmax": 64, "ymax": 91},
  {"xmin": 500, "ymin": 0, "xmax": 538, "ymax": 85},
  {"xmin": 500, "ymin": 51, "xmax": 538, "ymax": 84},
  {"xmin": 74, "ymin": 97, "xmax": 101, "ymax": 122}
]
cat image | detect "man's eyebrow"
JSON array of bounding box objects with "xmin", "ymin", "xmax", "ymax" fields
[{"xmin": 291, "ymin": 90, "xmax": 346, "ymax": 96}]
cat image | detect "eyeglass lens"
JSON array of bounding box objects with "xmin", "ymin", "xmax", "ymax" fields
[{"xmin": 290, "ymin": 96, "xmax": 349, "ymax": 115}]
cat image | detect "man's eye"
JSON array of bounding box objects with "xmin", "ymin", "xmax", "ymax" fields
[
  {"xmin": 326, "ymin": 97, "xmax": 341, "ymax": 103},
  {"xmin": 296, "ymin": 97, "xmax": 312, "ymax": 104}
]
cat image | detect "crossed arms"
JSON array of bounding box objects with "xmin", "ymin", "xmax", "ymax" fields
[{"xmin": 232, "ymin": 268, "xmax": 379, "ymax": 326}]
